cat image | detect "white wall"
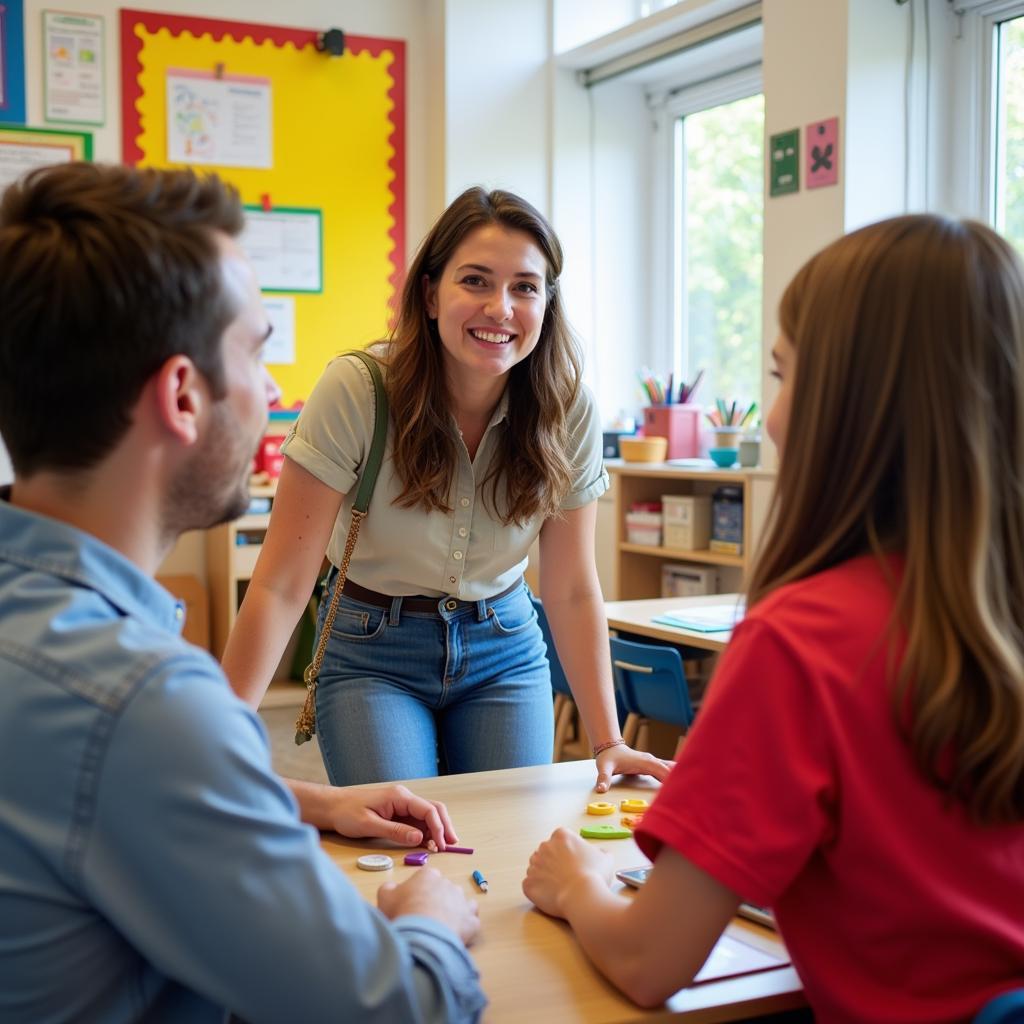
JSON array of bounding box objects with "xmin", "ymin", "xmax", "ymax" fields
[
  {"xmin": 587, "ymin": 77, "xmax": 653, "ymax": 421},
  {"xmin": 844, "ymin": 0, "xmax": 915, "ymax": 229},
  {"xmin": 759, "ymin": 0, "xmax": 917, "ymax": 464},
  {"xmin": 554, "ymin": 0, "xmax": 636, "ymax": 54},
  {"xmin": 759, "ymin": 0, "xmax": 849, "ymax": 465},
  {"xmin": 440, "ymin": 0, "xmax": 552, "ymax": 210}
]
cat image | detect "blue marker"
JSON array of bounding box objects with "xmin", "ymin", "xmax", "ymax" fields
[{"xmin": 472, "ymin": 869, "xmax": 488, "ymax": 893}]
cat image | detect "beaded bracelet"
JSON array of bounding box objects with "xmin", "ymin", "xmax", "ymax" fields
[{"xmin": 592, "ymin": 738, "xmax": 627, "ymax": 756}]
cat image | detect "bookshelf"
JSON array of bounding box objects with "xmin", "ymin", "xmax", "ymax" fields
[{"xmin": 606, "ymin": 461, "xmax": 775, "ymax": 600}]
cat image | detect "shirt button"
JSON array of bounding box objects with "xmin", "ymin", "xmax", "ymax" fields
[
  {"xmin": 174, "ymin": 604, "xmax": 184, "ymax": 620},
  {"xmin": 458, "ymin": 527, "xmax": 467, "ymax": 537},
  {"xmin": 449, "ymin": 576, "xmax": 457, "ymax": 584},
  {"xmin": 453, "ymin": 550, "xmax": 464, "ymax": 560},
  {"xmin": 460, "ymin": 497, "xmax": 470, "ymax": 507}
]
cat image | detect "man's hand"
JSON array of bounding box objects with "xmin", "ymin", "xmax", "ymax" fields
[
  {"xmin": 325, "ymin": 784, "xmax": 458, "ymax": 850},
  {"xmin": 378, "ymin": 868, "xmax": 481, "ymax": 946},
  {"xmin": 523, "ymin": 827, "xmax": 614, "ymax": 919}
]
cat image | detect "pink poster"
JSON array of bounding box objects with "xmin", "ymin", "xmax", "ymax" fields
[{"xmin": 806, "ymin": 117, "xmax": 839, "ymax": 189}]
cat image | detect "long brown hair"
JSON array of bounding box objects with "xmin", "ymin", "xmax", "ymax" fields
[
  {"xmin": 748, "ymin": 215, "xmax": 1024, "ymax": 824},
  {"xmin": 382, "ymin": 187, "xmax": 582, "ymax": 525}
]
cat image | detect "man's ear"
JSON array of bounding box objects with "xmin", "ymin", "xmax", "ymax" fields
[
  {"xmin": 153, "ymin": 355, "xmax": 205, "ymax": 447},
  {"xmin": 423, "ymin": 274, "xmax": 438, "ymax": 319}
]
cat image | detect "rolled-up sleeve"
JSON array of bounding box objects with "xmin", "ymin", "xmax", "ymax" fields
[
  {"xmin": 279, "ymin": 354, "xmax": 377, "ymax": 496},
  {"xmin": 560, "ymin": 384, "xmax": 609, "ymax": 510},
  {"xmin": 84, "ymin": 657, "xmax": 486, "ymax": 1023}
]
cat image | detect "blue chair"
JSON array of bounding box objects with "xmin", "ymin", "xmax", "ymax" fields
[
  {"xmin": 975, "ymin": 990, "xmax": 1024, "ymax": 1024},
  {"xmin": 530, "ymin": 595, "xmax": 585, "ymax": 760},
  {"xmin": 610, "ymin": 635, "xmax": 695, "ymax": 753}
]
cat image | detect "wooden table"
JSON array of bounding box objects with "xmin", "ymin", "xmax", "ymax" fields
[
  {"xmin": 606, "ymin": 594, "xmax": 744, "ymax": 654},
  {"xmin": 321, "ymin": 761, "xmax": 804, "ymax": 1022}
]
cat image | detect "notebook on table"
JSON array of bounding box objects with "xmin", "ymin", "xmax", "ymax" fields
[
  {"xmin": 652, "ymin": 602, "xmax": 745, "ymax": 633},
  {"xmin": 692, "ymin": 931, "xmax": 789, "ymax": 985}
]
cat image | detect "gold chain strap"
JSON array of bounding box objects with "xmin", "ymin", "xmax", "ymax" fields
[{"xmin": 294, "ymin": 508, "xmax": 366, "ymax": 745}]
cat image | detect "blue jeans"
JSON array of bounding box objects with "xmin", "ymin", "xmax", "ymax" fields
[{"xmin": 313, "ymin": 576, "xmax": 555, "ymax": 786}]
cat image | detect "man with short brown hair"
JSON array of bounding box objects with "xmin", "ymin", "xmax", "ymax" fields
[{"xmin": 0, "ymin": 162, "xmax": 484, "ymax": 1024}]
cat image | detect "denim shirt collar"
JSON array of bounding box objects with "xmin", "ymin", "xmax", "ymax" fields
[{"xmin": 0, "ymin": 495, "xmax": 185, "ymax": 636}]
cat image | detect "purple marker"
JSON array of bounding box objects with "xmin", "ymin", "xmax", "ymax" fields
[{"xmin": 404, "ymin": 851, "xmax": 429, "ymax": 866}]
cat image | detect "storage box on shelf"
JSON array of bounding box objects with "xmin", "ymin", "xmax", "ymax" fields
[
  {"xmin": 662, "ymin": 494, "xmax": 711, "ymax": 550},
  {"xmin": 606, "ymin": 460, "xmax": 774, "ymax": 600},
  {"xmin": 661, "ymin": 563, "xmax": 717, "ymax": 597}
]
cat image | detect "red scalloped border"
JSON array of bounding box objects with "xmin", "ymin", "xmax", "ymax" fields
[{"xmin": 120, "ymin": 9, "xmax": 406, "ymax": 290}]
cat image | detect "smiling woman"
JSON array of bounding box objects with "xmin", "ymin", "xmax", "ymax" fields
[{"xmin": 221, "ymin": 186, "xmax": 674, "ymax": 795}]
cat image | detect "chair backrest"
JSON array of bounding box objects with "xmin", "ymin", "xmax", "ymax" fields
[
  {"xmin": 609, "ymin": 635, "xmax": 694, "ymax": 729},
  {"xmin": 975, "ymin": 990, "xmax": 1024, "ymax": 1024},
  {"xmin": 530, "ymin": 595, "xmax": 572, "ymax": 697}
]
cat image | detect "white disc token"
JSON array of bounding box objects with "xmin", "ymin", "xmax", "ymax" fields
[{"xmin": 356, "ymin": 855, "xmax": 394, "ymax": 872}]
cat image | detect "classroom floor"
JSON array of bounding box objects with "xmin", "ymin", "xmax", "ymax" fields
[{"xmin": 259, "ymin": 695, "xmax": 329, "ymax": 784}]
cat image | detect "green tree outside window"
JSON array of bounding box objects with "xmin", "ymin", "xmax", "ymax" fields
[{"xmin": 682, "ymin": 94, "xmax": 764, "ymax": 413}]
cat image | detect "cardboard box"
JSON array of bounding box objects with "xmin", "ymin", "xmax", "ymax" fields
[
  {"xmin": 661, "ymin": 563, "xmax": 718, "ymax": 598},
  {"xmin": 661, "ymin": 494, "xmax": 711, "ymax": 550}
]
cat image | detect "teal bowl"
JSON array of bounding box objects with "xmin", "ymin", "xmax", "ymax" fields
[{"xmin": 708, "ymin": 446, "xmax": 739, "ymax": 468}]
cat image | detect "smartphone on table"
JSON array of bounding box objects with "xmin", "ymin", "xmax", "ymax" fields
[{"xmin": 614, "ymin": 866, "xmax": 777, "ymax": 930}]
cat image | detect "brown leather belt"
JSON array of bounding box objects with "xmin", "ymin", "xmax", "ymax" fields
[{"xmin": 341, "ymin": 576, "xmax": 523, "ymax": 615}]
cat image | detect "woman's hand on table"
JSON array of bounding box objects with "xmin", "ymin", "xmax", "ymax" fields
[
  {"xmin": 523, "ymin": 827, "xmax": 615, "ymax": 919},
  {"xmin": 594, "ymin": 745, "xmax": 674, "ymax": 793},
  {"xmin": 327, "ymin": 784, "xmax": 458, "ymax": 850}
]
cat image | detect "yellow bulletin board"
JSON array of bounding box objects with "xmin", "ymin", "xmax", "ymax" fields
[{"xmin": 120, "ymin": 10, "xmax": 405, "ymax": 404}]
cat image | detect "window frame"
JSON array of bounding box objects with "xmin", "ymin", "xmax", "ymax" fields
[
  {"xmin": 649, "ymin": 64, "xmax": 763, "ymax": 392},
  {"xmin": 941, "ymin": 0, "xmax": 1024, "ymax": 221}
]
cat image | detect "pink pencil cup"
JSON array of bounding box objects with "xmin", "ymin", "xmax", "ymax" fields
[{"xmin": 642, "ymin": 404, "xmax": 701, "ymax": 460}]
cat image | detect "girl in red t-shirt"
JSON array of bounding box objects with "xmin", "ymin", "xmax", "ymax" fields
[{"xmin": 523, "ymin": 215, "xmax": 1024, "ymax": 1023}]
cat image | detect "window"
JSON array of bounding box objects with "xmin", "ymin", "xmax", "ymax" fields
[
  {"xmin": 655, "ymin": 70, "xmax": 763, "ymax": 417},
  {"xmin": 939, "ymin": 1, "xmax": 1024, "ymax": 246},
  {"xmin": 995, "ymin": 13, "xmax": 1024, "ymax": 251}
]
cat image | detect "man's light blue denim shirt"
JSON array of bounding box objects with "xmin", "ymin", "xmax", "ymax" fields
[{"xmin": 0, "ymin": 497, "xmax": 485, "ymax": 1024}]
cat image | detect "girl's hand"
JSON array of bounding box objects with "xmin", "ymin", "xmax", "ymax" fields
[
  {"xmin": 523, "ymin": 827, "xmax": 614, "ymax": 918},
  {"xmin": 594, "ymin": 745, "xmax": 674, "ymax": 792}
]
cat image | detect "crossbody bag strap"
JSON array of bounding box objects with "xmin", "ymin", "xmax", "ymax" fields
[{"xmin": 294, "ymin": 350, "xmax": 388, "ymax": 745}]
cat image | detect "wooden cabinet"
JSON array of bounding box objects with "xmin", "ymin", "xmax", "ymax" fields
[
  {"xmin": 206, "ymin": 483, "xmax": 275, "ymax": 659},
  {"xmin": 607, "ymin": 461, "xmax": 774, "ymax": 600}
]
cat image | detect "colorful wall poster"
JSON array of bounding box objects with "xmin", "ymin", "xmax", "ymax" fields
[
  {"xmin": 121, "ymin": 9, "xmax": 406, "ymax": 404},
  {"xmin": 262, "ymin": 296, "xmax": 296, "ymax": 365},
  {"xmin": 43, "ymin": 10, "xmax": 105, "ymax": 125},
  {"xmin": 0, "ymin": 124, "xmax": 91, "ymax": 193},
  {"xmin": 769, "ymin": 128, "xmax": 799, "ymax": 197},
  {"xmin": 167, "ymin": 68, "xmax": 271, "ymax": 169},
  {"xmin": 240, "ymin": 206, "xmax": 322, "ymax": 293},
  {"xmin": 806, "ymin": 116, "xmax": 839, "ymax": 189}
]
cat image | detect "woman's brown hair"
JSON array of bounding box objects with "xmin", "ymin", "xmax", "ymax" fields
[
  {"xmin": 748, "ymin": 214, "xmax": 1024, "ymax": 823},
  {"xmin": 382, "ymin": 187, "xmax": 582, "ymax": 525}
]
